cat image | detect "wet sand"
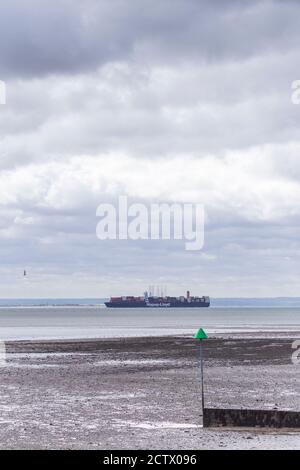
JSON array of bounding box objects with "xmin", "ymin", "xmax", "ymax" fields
[{"xmin": 0, "ymin": 335, "xmax": 300, "ymax": 449}]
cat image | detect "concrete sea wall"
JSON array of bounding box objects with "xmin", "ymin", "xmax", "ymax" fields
[{"xmin": 203, "ymin": 408, "xmax": 300, "ymax": 428}]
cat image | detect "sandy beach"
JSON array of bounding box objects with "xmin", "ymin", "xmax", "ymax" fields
[{"xmin": 0, "ymin": 333, "xmax": 299, "ymax": 449}]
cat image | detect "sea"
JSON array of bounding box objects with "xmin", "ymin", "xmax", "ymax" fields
[{"xmin": 0, "ymin": 298, "xmax": 299, "ymax": 340}]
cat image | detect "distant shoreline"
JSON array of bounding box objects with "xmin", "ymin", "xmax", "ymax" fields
[{"xmin": 2, "ymin": 298, "xmax": 300, "ymax": 308}]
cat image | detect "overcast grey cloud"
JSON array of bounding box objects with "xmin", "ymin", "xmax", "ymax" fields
[
  {"xmin": 1, "ymin": 0, "xmax": 300, "ymax": 297},
  {"xmin": 0, "ymin": 0, "xmax": 299, "ymax": 78}
]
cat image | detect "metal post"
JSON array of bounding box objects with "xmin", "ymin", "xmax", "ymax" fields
[
  {"xmin": 194, "ymin": 328, "xmax": 208, "ymax": 422},
  {"xmin": 199, "ymin": 339, "xmax": 205, "ymax": 415}
]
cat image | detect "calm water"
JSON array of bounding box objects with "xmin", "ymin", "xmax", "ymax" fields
[{"xmin": 0, "ymin": 306, "xmax": 299, "ymax": 340}]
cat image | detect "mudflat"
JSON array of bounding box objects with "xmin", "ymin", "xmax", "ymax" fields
[{"xmin": 0, "ymin": 335, "xmax": 299, "ymax": 449}]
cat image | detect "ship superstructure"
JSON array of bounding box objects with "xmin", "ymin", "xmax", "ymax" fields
[{"xmin": 105, "ymin": 290, "xmax": 210, "ymax": 308}]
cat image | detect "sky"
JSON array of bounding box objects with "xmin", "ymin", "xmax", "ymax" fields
[{"xmin": 1, "ymin": 0, "xmax": 300, "ymax": 298}]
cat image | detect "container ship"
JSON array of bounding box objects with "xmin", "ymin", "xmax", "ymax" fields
[{"xmin": 105, "ymin": 291, "xmax": 210, "ymax": 308}]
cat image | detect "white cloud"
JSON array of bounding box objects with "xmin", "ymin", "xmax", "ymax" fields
[{"xmin": 2, "ymin": 144, "xmax": 300, "ymax": 219}]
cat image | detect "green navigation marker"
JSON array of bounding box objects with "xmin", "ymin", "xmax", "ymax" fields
[
  {"xmin": 194, "ymin": 327, "xmax": 208, "ymax": 419},
  {"xmin": 194, "ymin": 328, "xmax": 208, "ymax": 340}
]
